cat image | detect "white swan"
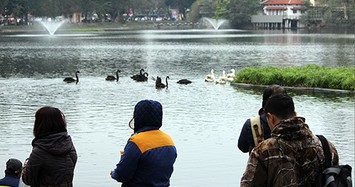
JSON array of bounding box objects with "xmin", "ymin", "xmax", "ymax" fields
[
  {"xmin": 227, "ymin": 69, "xmax": 235, "ymax": 78},
  {"xmin": 216, "ymin": 71, "xmax": 227, "ymax": 84},
  {"xmin": 205, "ymin": 69, "xmax": 215, "ymax": 82},
  {"xmin": 226, "ymin": 69, "xmax": 235, "ymax": 81}
]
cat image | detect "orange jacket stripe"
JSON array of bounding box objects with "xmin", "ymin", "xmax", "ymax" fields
[{"xmin": 130, "ymin": 130, "xmax": 175, "ymax": 153}]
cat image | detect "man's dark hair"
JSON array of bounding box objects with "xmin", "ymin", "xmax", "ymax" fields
[
  {"xmin": 264, "ymin": 93, "xmax": 295, "ymax": 119},
  {"xmin": 262, "ymin": 84, "xmax": 287, "ymax": 109}
]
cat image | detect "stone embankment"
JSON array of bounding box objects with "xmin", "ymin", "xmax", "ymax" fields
[{"xmin": 231, "ymin": 83, "xmax": 355, "ymax": 95}]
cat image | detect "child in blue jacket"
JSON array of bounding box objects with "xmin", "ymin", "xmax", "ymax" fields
[{"xmin": 111, "ymin": 100, "xmax": 177, "ymax": 187}]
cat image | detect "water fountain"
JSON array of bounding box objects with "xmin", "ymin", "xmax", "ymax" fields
[
  {"xmin": 39, "ymin": 18, "xmax": 66, "ymax": 35},
  {"xmin": 202, "ymin": 17, "xmax": 227, "ymax": 30}
]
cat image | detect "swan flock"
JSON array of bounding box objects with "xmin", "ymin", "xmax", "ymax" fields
[
  {"xmin": 205, "ymin": 68, "xmax": 235, "ymax": 84},
  {"xmin": 62, "ymin": 68, "xmax": 236, "ymax": 87}
]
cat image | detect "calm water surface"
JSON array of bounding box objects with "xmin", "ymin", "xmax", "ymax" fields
[{"xmin": 0, "ymin": 29, "xmax": 354, "ymax": 186}]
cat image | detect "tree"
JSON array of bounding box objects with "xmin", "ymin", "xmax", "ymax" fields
[
  {"xmin": 30, "ymin": 0, "xmax": 62, "ymax": 18},
  {"xmin": 317, "ymin": 0, "xmax": 353, "ymax": 24},
  {"xmin": 1, "ymin": 0, "xmax": 29, "ymax": 25},
  {"xmin": 214, "ymin": 0, "xmax": 260, "ymax": 27},
  {"xmin": 214, "ymin": 0, "xmax": 231, "ymax": 19},
  {"xmin": 107, "ymin": 0, "xmax": 128, "ymax": 22},
  {"xmin": 188, "ymin": 0, "xmax": 214, "ymax": 22},
  {"xmin": 165, "ymin": 0, "xmax": 196, "ymax": 18}
]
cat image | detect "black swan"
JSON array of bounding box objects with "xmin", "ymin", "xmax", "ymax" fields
[
  {"xmin": 156, "ymin": 76, "xmax": 169, "ymax": 88},
  {"xmin": 177, "ymin": 79, "xmax": 192, "ymax": 85},
  {"xmin": 106, "ymin": 69, "xmax": 121, "ymax": 81},
  {"xmin": 63, "ymin": 71, "xmax": 80, "ymax": 84},
  {"xmin": 131, "ymin": 69, "xmax": 145, "ymax": 80},
  {"xmin": 135, "ymin": 72, "xmax": 149, "ymax": 82}
]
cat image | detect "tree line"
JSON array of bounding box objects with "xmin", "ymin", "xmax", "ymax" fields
[
  {"xmin": 0, "ymin": 0, "xmax": 196, "ymax": 23},
  {"xmin": 1, "ymin": 0, "xmax": 354, "ymax": 28}
]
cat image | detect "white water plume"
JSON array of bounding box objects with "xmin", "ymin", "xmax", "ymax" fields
[
  {"xmin": 39, "ymin": 18, "xmax": 66, "ymax": 35},
  {"xmin": 202, "ymin": 17, "xmax": 227, "ymax": 30}
]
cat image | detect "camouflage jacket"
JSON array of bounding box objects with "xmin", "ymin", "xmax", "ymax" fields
[{"xmin": 240, "ymin": 117, "xmax": 339, "ymax": 187}]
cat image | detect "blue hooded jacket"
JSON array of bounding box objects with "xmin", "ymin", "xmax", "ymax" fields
[
  {"xmin": 0, "ymin": 174, "xmax": 20, "ymax": 187},
  {"xmin": 111, "ymin": 100, "xmax": 177, "ymax": 187}
]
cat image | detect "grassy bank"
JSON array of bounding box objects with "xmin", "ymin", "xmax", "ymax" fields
[{"xmin": 233, "ymin": 65, "xmax": 355, "ymax": 91}]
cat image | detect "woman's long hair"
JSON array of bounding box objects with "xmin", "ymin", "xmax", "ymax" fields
[{"xmin": 33, "ymin": 106, "xmax": 67, "ymax": 138}]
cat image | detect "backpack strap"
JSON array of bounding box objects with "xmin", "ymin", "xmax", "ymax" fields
[
  {"xmin": 322, "ymin": 165, "xmax": 353, "ymax": 187},
  {"xmin": 317, "ymin": 135, "xmax": 331, "ymax": 168},
  {"xmin": 322, "ymin": 167, "xmax": 341, "ymax": 186},
  {"xmin": 250, "ymin": 115, "xmax": 264, "ymax": 147}
]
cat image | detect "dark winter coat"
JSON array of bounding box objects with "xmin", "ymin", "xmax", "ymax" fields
[
  {"xmin": 240, "ymin": 117, "xmax": 339, "ymax": 187},
  {"xmin": 238, "ymin": 113, "xmax": 271, "ymax": 153},
  {"xmin": 22, "ymin": 131, "xmax": 77, "ymax": 187}
]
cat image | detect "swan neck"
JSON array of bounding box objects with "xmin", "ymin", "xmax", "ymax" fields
[{"xmin": 75, "ymin": 72, "xmax": 79, "ymax": 82}]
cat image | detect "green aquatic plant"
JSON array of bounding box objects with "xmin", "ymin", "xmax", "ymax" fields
[{"xmin": 234, "ymin": 65, "xmax": 355, "ymax": 90}]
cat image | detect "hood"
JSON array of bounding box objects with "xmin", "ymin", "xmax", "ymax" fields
[
  {"xmin": 133, "ymin": 100, "xmax": 163, "ymax": 132},
  {"xmin": 32, "ymin": 131, "xmax": 74, "ymax": 156},
  {"xmin": 272, "ymin": 117, "xmax": 311, "ymax": 141}
]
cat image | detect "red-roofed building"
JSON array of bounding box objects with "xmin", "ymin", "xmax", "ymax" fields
[
  {"xmin": 251, "ymin": 0, "xmax": 307, "ymax": 29},
  {"xmin": 262, "ymin": 0, "xmax": 305, "ymax": 20}
]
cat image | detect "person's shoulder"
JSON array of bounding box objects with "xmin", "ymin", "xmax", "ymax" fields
[
  {"xmin": 0, "ymin": 176, "xmax": 16, "ymax": 187},
  {"xmin": 242, "ymin": 116, "xmax": 253, "ymax": 127},
  {"xmin": 327, "ymin": 139, "xmax": 339, "ymax": 164},
  {"xmin": 253, "ymin": 137, "xmax": 279, "ymax": 153}
]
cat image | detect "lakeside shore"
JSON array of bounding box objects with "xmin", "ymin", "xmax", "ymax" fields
[
  {"xmin": 0, "ymin": 22, "xmax": 140, "ymax": 33},
  {"xmin": 0, "ymin": 21, "xmax": 204, "ymax": 33},
  {"xmin": 231, "ymin": 83, "xmax": 355, "ymax": 95},
  {"xmin": 2, "ymin": 21, "xmax": 354, "ymax": 34}
]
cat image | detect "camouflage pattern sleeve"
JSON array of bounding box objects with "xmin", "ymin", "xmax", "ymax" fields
[{"xmin": 240, "ymin": 142, "xmax": 268, "ymax": 187}]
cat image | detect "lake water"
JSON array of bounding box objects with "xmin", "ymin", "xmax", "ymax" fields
[{"xmin": 0, "ymin": 28, "xmax": 354, "ymax": 186}]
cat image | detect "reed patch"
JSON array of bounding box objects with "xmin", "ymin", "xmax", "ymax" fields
[{"xmin": 234, "ymin": 65, "xmax": 355, "ymax": 90}]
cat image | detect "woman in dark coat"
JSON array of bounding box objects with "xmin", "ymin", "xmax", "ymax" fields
[{"xmin": 22, "ymin": 106, "xmax": 77, "ymax": 187}]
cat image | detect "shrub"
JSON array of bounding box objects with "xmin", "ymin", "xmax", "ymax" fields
[{"xmin": 234, "ymin": 65, "xmax": 355, "ymax": 90}]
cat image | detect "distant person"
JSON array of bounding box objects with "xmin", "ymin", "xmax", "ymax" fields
[
  {"xmin": 0, "ymin": 158, "xmax": 22, "ymax": 187},
  {"xmin": 237, "ymin": 84, "xmax": 287, "ymax": 153},
  {"xmin": 111, "ymin": 99, "xmax": 177, "ymax": 187},
  {"xmin": 22, "ymin": 106, "xmax": 77, "ymax": 186},
  {"xmin": 240, "ymin": 94, "xmax": 339, "ymax": 186}
]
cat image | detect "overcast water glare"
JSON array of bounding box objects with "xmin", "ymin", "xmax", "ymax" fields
[{"xmin": 0, "ymin": 29, "xmax": 354, "ymax": 186}]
